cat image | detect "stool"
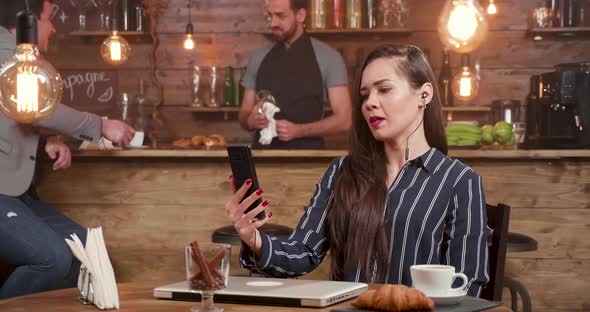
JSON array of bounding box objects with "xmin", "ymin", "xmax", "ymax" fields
[
  {"xmin": 504, "ymin": 232, "xmax": 537, "ymax": 312},
  {"xmin": 211, "ymin": 224, "xmax": 294, "ymax": 245}
]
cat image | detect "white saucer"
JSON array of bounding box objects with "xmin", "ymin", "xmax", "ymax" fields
[{"xmin": 429, "ymin": 289, "xmax": 467, "ymax": 306}]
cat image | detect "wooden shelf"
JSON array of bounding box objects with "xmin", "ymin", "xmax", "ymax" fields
[
  {"xmin": 182, "ymin": 106, "xmax": 240, "ymax": 113},
  {"xmin": 528, "ymin": 27, "xmax": 590, "ymax": 39},
  {"xmin": 181, "ymin": 106, "xmax": 484, "ymax": 114},
  {"xmin": 182, "ymin": 106, "xmax": 334, "ymax": 113},
  {"xmin": 69, "ymin": 31, "xmax": 150, "ymax": 37},
  {"xmin": 442, "ymin": 106, "xmax": 491, "ymax": 112},
  {"xmin": 307, "ymin": 28, "xmax": 411, "ymax": 35}
]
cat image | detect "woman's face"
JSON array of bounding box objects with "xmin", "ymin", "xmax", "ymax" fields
[{"xmin": 360, "ymin": 57, "xmax": 423, "ymax": 143}]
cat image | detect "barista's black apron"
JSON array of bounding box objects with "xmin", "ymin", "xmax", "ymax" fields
[{"xmin": 254, "ymin": 34, "xmax": 325, "ymax": 149}]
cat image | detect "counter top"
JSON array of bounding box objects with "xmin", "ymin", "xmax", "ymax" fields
[{"xmin": 72, "ymin": 148, "xmax": 590, "ymax": 159}]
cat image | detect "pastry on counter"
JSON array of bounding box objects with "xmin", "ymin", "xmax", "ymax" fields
[
  {"xmin": 191, "ymin": 135, "xmax": 208, "ymax": 146},
  {"xmin": 351, "ymin": 285, "xmax": 434, "ymax": 312},
  {"xmin": 205, "ymin": 134, "xmax": 227, "ymax": 147},
  {"xmin": 172, "ymin": 138, "xmax": 192, "ymax": 148}
]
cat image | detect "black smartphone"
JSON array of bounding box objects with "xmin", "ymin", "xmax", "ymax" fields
[{"xmin": 227, "ymin": 145, "xmax": 266, "ymax": 220}]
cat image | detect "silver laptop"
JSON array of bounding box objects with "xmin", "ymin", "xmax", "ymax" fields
[{"xmin": 154, "ymin": 276, "xmax": 368, "ymax": 307}]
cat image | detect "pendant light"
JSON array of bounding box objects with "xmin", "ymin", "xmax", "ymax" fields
[
  {"xmin": 487, "ymin": 0, "xmax": 497, "ymax": 15},
  {"xmin": 0, "ymin": 0, "xmax": 62, "ymax": 123},
  {"xmin": 101, "ymin": 4, "xmax": 131, "ymax": 65},
  {"xmin": 183, "ymin": 0, "xmax": 195, "ymax": 50},
  {"xmin": 452, "ymin": 54, "xmax": 479, "ymax": 102},
  {"xmin": 438, "ymin": 0, "xmax": 488, "ymax": 53}
]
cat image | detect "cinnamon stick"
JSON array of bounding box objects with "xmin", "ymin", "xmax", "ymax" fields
[{"xmin": 191, "ymin": 242, "xmax": 215, "ymax": 287}]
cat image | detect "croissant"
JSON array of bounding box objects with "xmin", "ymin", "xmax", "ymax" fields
[
  {"xmin": 172, "ymin": 138, "xmax": 192, "ymax": 148},
  {"xmin": 351, "ymin": 285, "xmax": 434, "ymax": 312},
  {"xmin": 191, "ymin": 135, "xmax": 207, "ymax": 146},
  {"xmin": 205, "ymin": 134, "xmax": 227, "ymax": 147}
]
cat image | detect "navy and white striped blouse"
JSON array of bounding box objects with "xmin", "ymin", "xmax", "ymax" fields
[{"xmin": 240, "ymin": 148, "xmax": 491, "ymax": 297}]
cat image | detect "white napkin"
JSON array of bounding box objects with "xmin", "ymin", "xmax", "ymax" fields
[
  {"xmin": 79, "ymin": 137, "xmax": 120, "ymax": 150},
  {"xmin": 258, "ymin": 101, "xmax": 281, "ymax": 145},
  {"xmin": 65, "ymin": 227, "xmax": 120, "ymax": 310}
]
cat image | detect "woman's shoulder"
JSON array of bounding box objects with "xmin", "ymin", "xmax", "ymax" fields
[
  {"xmin": 318, "ymin": 156, "xmax": 347, "ymax": 189},
  {"xmin": 430, "ymin": 149, "xmax": 482, "ymax": 183}
]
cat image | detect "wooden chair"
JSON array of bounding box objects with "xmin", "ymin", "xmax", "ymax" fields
[
  {"xmin": 0, "ymin": 263, "xmax": 15, "ymax": 288},
  {"xmin": 480, "ymin": 203, "xmax": 511, "ymax": 302}
]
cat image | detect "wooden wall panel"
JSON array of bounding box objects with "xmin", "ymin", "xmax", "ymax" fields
[
  {"xmin": 46, "ymin": 0, "xmax": 590, "ymax": 147},
  {"xmin": 36, "ymin": 157, "xmax": 590, "ymax": 312}
]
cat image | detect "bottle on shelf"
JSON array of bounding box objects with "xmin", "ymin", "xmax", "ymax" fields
[
  {"xmin": 438, "ymin": 49, "xmax": 454, "ymax": 107},
  {"xmin": 238, "ymin": 67, "xmax": 246, "ymax": 106},
  {"xmin": 310, "ymin": 0, "xmax": 327, "ymax": 29},
  {"xmin": 135, "ymin": 79, "xmax": 146, "ymax": 132},
  {"xmin": 362, "ymin": 0, "xmax": 377, "ymax": 29},
  {"xmin": 223, "ymin": 66, "xmax": 236, "ymax": 107},
  {"xmin": 327, "ymin": 0, "xmax": 345, "ymax": 29},
  {"xmin": 135, "ymin": 0, "xmax": 144, "ymax": 31},
  {"xmin": 119, "ymin": 0, "xmax": 132, "ymax": 31},
  {"xmin": 346, "ymin": 0, "xmax": 362, "ymax": 29}
]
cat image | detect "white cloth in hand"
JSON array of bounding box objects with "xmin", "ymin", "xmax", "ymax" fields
[{"xmin": 258, "ymin": 101, "xmax": 281, "ymax": 145}]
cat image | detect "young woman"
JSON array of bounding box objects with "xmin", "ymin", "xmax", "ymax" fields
[{"xmin": 224, "ymin": 45, "xmax": 490, "ymax": 297}]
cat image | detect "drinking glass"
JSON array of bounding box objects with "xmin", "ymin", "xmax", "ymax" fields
[
  {"xmin": 185, "ymin": 242, "xmax": 231, "ymax": 312},
  {"xmin": 255, "ymin": 90, "xmax": 277, "ymax": 115},
  {"xmin": 95, "ymin": 0, "xmax": 114, "ymax": 31},
  {"xmin": 69, "ymin": 0, "xmax": 93, "ymax": 32}
]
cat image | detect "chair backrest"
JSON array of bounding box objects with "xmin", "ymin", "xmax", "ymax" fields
[
  {"xmin": 0, "ymin": 263, "xmax": 15, "ymax": 287},
  {"xmin": 480, "ymin": 203, "xmax": 510, "ymax": 301}
]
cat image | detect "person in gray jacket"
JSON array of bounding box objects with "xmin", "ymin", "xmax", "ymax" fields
[{"xmin": 0, "ymin": 0, "xmax": 135, "ymax": 299}]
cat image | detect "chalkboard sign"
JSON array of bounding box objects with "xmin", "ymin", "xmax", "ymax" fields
[{"xmin": 60, "ymin": 70, "xmax": 119, "ymax": 107}]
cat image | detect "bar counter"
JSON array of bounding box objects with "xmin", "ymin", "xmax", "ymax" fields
[
  {"xmin": 35, "ymin": 148, "xmax": 590, "ymax": 312},
  {"xmin": 71, "ymin": 148, "xmax": 590, "ymax": 159}
]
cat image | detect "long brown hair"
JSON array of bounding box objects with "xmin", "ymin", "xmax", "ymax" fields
[{"xmin": 327, "ymin": 45, "xmax": 447, "ymax": 282}]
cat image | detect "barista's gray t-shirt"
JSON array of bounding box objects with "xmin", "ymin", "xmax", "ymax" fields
[{"xmin": 242, "ymin": 37, "xmax": 348, "ymax": 101}]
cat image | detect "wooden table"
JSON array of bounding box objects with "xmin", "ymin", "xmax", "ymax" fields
[{"xmin": 0, "ymin": 283, "xmax": 512, "ymax": 312}]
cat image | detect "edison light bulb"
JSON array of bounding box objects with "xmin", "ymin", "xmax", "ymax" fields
[
  {"xmin": 0, "ymin": 13, "xmax": 62, "ymax": 123},
  {"xmin": 487, "ymin": 0, "xmax": 497, "ymax": 15},
  {"xmin": 438, "ymin": 0, "xmax": 488, "ymax": 53},
  {"xmin": 452, "ymin": 55, "xmax": 479, "ymax": 101},
  {"xmin": 183, "ymin": 23, "xmax": 195, "ymax": 50},
  {"xmin": 183, "ymin": 34, "xmax": 195, "ymax": 50},
  {"xmin": 101, "ymin": 31, "xmax": 130, "ymax": 65}
]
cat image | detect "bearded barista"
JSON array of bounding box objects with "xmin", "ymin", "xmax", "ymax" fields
[{"xmin": 239, "ymin": 0, "xmax": 352, "ymax": 149}]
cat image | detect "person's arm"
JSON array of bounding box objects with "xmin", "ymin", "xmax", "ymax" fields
[
  {"xmin": 239, "ymin": 157, "xmax": 344, "ymax": 277},
  {"xmin": 275, "ymin": 86, "xmax": 352, "ymax": 141},
  {"xmin": 35, "ymin": 104, "xmax": 102, "ymax": 143},
  {"xmin": 442, "ymin": 169, "xmax": 491, "ymax": 297},
  {"xmin": 303, "ymin": 85, "xmax": 352, "ymax": 137},
  {"xmin": 239, "ymin": 89, "xmax": 268, "ymax": 131},
  {"xmin": 34, "ymin": 104, "xmax": 135, "ymax": 146},
  {"xmin": 238, "ymin": 48, "xmax": 270, "ymax": 131}
]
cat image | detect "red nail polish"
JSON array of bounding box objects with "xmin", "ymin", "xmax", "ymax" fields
[
  {"xmin": 267, "ymin": 212, "xmax": 273, "ymax": 218},
  {"xmin": 262, "ymin": 200, "xmax": 269, "ymax": 207},
  {"xmin": 256, "ymin": 189, "xmax": 264, "ymax": 196},
  {"xmin": 245, "ymin": 179, "xmax": 252, "ymax": 185}
]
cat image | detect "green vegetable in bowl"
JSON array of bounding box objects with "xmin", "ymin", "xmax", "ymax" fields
[
  {"xmin": 481, "ymin": 125, "xmax": 494, "ymax": 145},
  {"xmin": 493, "ymin": 121, "xmax": 514, "ymax": 145}
]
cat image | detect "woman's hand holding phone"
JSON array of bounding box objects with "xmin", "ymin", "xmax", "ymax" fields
[{"xmin": 224, "ymin": 176, "xmax": 272, "ymax": 255}]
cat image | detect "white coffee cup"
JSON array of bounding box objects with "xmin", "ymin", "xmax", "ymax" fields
[
  {"xmin": 410, "ymin": 264, "xmax": 468, "ymax": 297},
  {"xmin": 127, "ymin": 131, "xmax": 144, "ymax": 148}
]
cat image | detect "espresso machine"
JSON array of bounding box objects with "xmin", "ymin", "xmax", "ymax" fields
[{"xmin": 525, "ymin": 62, "xmax": 590, "ymax": 149}]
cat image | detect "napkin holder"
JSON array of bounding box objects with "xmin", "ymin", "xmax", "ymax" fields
[{"xmin": 78, "ymin": 266, "xmax": 95, "ymax": 305}]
